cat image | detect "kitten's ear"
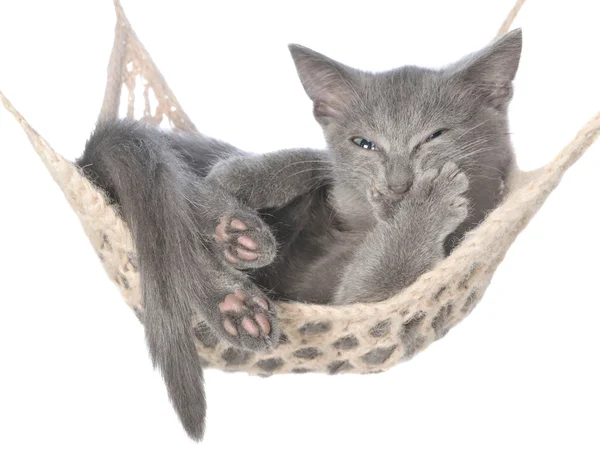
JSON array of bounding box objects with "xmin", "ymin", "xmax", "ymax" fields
[
  {"xmin": 451, "ymin": 29, "xmax": 522, "ymax": 109},
  {"xmin": 288, "ymin": 44, "xmax": 358, "ymax": 124}
]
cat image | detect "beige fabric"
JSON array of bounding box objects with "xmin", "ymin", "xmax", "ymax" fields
[{"xmin": 1, "ymin": 0, "xmax": 599, "ymax": 375}]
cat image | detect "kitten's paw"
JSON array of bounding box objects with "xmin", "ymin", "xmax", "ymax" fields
[
  {"xmin": 214, "ymin": 212, "xmax": 277, "ymax": 269},
  {"xmin": 218, "ymin": 288, "xmax": 280, "ymax": 351},
  {"xmin": 410, "ymin": 162, "xmax": 469, "ymax": 238}
]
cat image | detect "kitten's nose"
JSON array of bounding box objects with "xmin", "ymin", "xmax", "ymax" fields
[{"xmin": 388, "ymin": 178, "xmax": 413, "ymax": 195}]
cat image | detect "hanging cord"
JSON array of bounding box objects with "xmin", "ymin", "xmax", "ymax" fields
[
  {"xmin": 497, "ymin": 0, "xmax": 526, "ymax": 36},
  {"xmin": 97, "ymin": 0, "xmax": 127, "ymax": 122},
  {"xmin": 96, "ymin": 0, "xmax": 196, "ymax": 132}
]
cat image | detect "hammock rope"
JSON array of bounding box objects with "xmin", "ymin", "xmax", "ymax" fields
[
  {"xmin": 99, "ymin": 0, "xmax": 196, "ymax": 131},
  {"xmin": 1, "ymin": 0, "xmax": 598, "ymax": 375},
  {"xmin": 497, "ymin": 0, "xmax": 526, "ymax": 36}
]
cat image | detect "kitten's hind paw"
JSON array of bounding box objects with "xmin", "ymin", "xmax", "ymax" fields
[
  {"xmin": 218, "ymin": 288, "xmax": 280, "ymax": 351},
  {"xmin": 214, "ymin": 211, "xmax": 277, "ymax": 269}
]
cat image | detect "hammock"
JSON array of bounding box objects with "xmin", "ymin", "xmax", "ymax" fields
[{"xmin": 1, "ymin": 0, "xmax": 598, "ymax": 376}]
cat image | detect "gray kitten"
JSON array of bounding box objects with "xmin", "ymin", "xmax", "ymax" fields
[
  {"xmin": 78, "ymin": 29, "xmax": 521, "ymax": 441},
  {"xmin": 215, "ymin": 29, "xmax": 520, "ymax": 304}
]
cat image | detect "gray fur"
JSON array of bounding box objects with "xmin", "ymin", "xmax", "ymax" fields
[
  {"xmin": 78, "ymin": 29, "xmax": 521, "ymax": 441},
  {"xmin": 78, "ymin": 122, "xmax": 284, "ymax": 440},
  {"xmin": 252, "ymin": 29, "xmax": 521, "ymax": 303}
]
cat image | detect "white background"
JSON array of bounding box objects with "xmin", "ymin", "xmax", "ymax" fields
[{"xmin": 1, "ymin": 1, "xmax": 599, "ymax": 448}]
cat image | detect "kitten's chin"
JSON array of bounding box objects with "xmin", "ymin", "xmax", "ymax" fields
[
  {"xmin": 370, "ymin": 200, "xmax": 400, "ymax": 223},
  {"xmin": 331, "ymin": 185, "xmax": 379, "ymax": 229},
  {"xmin": 366, "ymin": 189, "xmax": 403, "ymax": 223}
]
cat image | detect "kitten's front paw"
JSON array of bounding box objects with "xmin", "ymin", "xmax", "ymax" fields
[
  {"xmin": 218, "ymin": 288, "xmax": 280, "ymax": 351},
  {"xmin": 214, "ymin": 211, "xmax": 277, "ymax": 269},
  {"xmin": 409, "ymin": 162, "xmax": 469, "ymax": 240}
]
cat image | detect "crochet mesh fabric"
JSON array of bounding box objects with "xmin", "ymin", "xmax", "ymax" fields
[{"xmin": 1, "ymin": 0, "xmax": 598, "ymax": 376}]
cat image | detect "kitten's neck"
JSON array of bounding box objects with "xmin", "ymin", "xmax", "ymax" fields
[{"xmin": 330, "ymin": 183, "xmax": 378, "ymax": 230}]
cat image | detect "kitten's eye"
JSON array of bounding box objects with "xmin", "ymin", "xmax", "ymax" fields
[
  {"xmin": 424, "ymin": 128, "xmax": 449, "ymax": 143},
  {"xmin": 351, "ymin": 137, "xmax": 378, "ymax": 151}
]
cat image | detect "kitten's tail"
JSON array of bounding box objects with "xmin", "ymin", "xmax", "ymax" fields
[
  {"xmin": 79, "ymin": 120, "xmax": 209, "ymax": 441},
  {"xmin": 144, "ymin": 294, "xmax": 207, "ymax": 441}
]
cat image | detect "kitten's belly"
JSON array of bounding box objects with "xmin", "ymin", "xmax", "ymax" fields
[
  {"xmin": 290, "ymin": 239, "xmax": 361, "ymax": 302},
  {"xmin": 257, "ymin": 229, "xmax": 361, "ymax": 303},
  {"xmin": 254, "ymin": 188, "xmax": 363, "ymax": 304}
]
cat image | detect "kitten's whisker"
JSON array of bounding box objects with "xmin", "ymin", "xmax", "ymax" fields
[
  {"xmin": 267, "ymin": 159, "xmax": 331, "ymax": 183},
  {"xmin": 444, "ymin": 120, "xmax": 491, "ymax": 150},
  {"xmin": 279, "ymin": 167, "xmax": 334, "ymax": 183},
  {"xmin": 454, "ymin": 146, "xmax": 496, "ymax": 161},
  {"xmin": 442, "ymin": 137, "xmax": 490, "ymax": 160},
  {"xmin": 461, "ymin": 160, "xmax": 506, "ymax": 177}
]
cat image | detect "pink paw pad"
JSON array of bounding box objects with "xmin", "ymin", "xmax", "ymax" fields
[
  {"xmin": 237, "ymin": 235, "xmax": 258, "ymax": 251},
  {"xmin": 254, "ymin": 313, "xmax": 271, "ymax": 335},
  {"xmin": 241, "ymin": 317, "xmax": 259, "ymax": 337},
  {"xmin": 253, "ymin": 296, "xmax": 269, "ymax": 310},
  {"xmin": 214, "ymin": 217, "xmax": 260, "ymax": 264},
  {"xmin": 230, "ymin": 219, "xmax": 247, "ymax": 231},
  {"xmin": 214, "ymin": 219, "xmax": 230, "ymax": 244},
  {"xmin": 219, "ymin": 290, "xmax": 272, "ymax": 338},
  {"xmin": 223, "ymin": 319, "xmax": 238, "ymax": 336},
  {"xmin": 218, "ymin": 292, "xmax": 244, "ymax": 313}
]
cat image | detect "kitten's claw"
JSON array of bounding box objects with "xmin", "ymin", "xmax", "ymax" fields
[
  {"xmin": 213, "ymin": 212, "xmax": 277, "ymax": 269},
  {"xmin": 217, "ymin": 289, "xmax": 279, "ymax": 351}
]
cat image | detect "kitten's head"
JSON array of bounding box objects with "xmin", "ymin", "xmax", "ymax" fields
[{"xmin": 289, "ymin": 30, "xmax": 521, "ymax": 221}]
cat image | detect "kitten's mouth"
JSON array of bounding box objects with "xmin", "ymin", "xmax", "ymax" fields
[
  {"xmin": 369, "ymin": 182, "xmax": 383, "ymax": 200},
  {"xmin": 368, "ymin": 182, "xmax": 405, "ymax": 203},
  {"xmin": 367, "ymin": 183, "xmax": 405, "ymax": 221}
]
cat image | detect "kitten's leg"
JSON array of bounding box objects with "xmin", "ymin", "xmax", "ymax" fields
[
  {"xmin": 198, "ymin": 265, "xmax": 280, "ymax": 351},
  {"xmin": 208, "ymin": 204, "xmax": 278, "ymax": 270},
  {"xmin": 333, "ymin": 162, "xmax": 469, "ymax": 304},
  {"xmin": 78, "ymin": 121, "xmax": 280, "ymax": 440},
  {"xmin": 204, "ymin": 148, "xmax": 330, "ymax": 269},
  {"xmin": 80, "ymin": 122, "xmax": 282, "ymax": 347},
  {"xmin": 207, "ymin": 148, "xmax": 330, "ymax": 208}
]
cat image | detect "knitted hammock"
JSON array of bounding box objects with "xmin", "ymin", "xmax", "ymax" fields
[{"xmin": 1, "ymin": 0, "xmax": 598, "ymax": 376}]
